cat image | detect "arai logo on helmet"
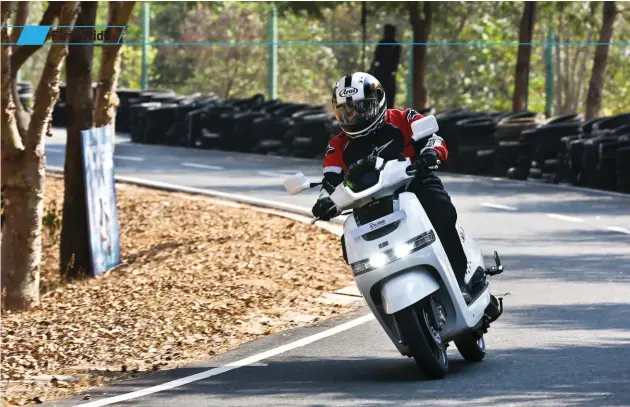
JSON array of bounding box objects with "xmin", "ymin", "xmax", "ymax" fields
[{"xmin": 339, "ymin": 87, "xmax": 358, "ymax": 98}]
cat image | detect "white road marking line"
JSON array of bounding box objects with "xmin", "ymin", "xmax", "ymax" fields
[
  {"xmin": 46, "ymin": 147, "xmax": 64, "ymax": 153},
  {"xmin": 113, "ymin": 155, "xmax": 144, "ymax": 162},
  {"xmin": 481, "ymin": 202, "xmax": 518, "ymax": 211},
  {"xmin": 77, "ymin": 314, "xmax": 375, "ymax": 407},
  {"xmin": 546, "ymin": 213, "xmax": 585, "ymax": 223},
  {"xmin": 258, "ymin": 170, "xmax": 290, "ymax": 178},
  {"xmin": 606, "ymin": 226, "xmax": 630, "ymax": 235},
  {"xmin": 181, "ymin": 162, "xmax": 224, "ymax": 170}
]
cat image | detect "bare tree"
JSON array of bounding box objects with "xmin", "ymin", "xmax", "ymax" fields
[
  {"xmin": 1, "ymin": 2, "xmax": 80, "ymax": 311},
  {"xmin": 408, "ymin": 1, "xmax": 432, "ymax": 110},
  {"xmin": 512, "ymin": 1, "xmax": 537, "ymax": 112},
  {"xmin": 585, "ymin": 1, "xmax": 618, "ymax": 119},
  {"xmin": 59, "ymin": 1, "xmax": 98, "ymax": 279},
  {"xmin": 60, "ymin": 1, "xmax": 135, "ymax": 279}
]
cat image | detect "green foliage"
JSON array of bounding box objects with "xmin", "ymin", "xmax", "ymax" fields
[
  {"xmin": 42, "ymin": 199, "xmax": 62, "ymax": 244},
  {"xmin": 15, "ymin": 1, "xmax": 630, "ymax": 116}
]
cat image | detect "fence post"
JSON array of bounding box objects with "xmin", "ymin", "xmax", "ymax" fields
[
  {"xmin": 406, "ymin": 35, "xmax": 414, "ymax": 109},
  {"xmin": 141, "ymin": 2, "xmax": 150, "ymax": 90},
  {"xmin": 268, "ymin": 3, "xmax": 278, "ymax": 100},
  {"xmin": 545, "ymin": 26, "xmax": 554, "ymax": 118}
]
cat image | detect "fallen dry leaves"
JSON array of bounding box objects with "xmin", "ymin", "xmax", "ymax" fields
[{"xmin": 1, "ymin": 176, "xmax": 355, "ymax": 406}]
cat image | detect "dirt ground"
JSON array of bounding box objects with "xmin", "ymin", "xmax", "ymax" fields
[{"xmin": 1, "ymin": 176, "xmax": 357, "ymax": 406}]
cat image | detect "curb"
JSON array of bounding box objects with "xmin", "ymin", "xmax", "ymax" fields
[
  {"xmin": 46, "ymin": 166, "xmax": 345, "ymax": 225},
  {"xmin": 46, "ymin": 166, "xmax": 362, "ymax": 305}
]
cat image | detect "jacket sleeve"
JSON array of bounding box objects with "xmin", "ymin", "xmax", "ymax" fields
[{"xmin": 320, "ymin": 135, "xmax": 347, "ymax": 197}]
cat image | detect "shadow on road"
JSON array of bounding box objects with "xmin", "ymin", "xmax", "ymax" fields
[{"xmin": 107, "ymin": 339, "xmax": 630, "ymax": 406}]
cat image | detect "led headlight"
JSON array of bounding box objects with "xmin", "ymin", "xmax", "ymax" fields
[
  {"xmin": 350, "ymin": 230, "xmax": 436, "ymax": 276},
  {"xmin": 369, "ymin": 253, "xmax": 388, "ymax": 268},
  {"xmin": 393, "ymin": 243, "xmax": 413, "ymax": 259}
]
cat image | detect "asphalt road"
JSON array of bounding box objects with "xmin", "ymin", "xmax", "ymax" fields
[{"xmin": 46, "ymin": 130, "xmax": 630, "ymax": 407}]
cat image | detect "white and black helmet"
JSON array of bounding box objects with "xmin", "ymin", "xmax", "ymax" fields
[{"xmin": 332, "ymin": 72, "xmax": 387, "ymax": 138}]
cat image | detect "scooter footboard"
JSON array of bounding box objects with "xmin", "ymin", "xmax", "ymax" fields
[{"xmin": 381, "ymin": 268, "xmax": 440, "ymax": 315}]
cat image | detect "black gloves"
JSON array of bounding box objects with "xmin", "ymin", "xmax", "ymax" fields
[
  {"xmin": 415, "ymin": 149, "xmax": 441, "ymax": 173},
  {"xmin": 312, "ymin": 196, "xmax": 338, "ymax": 221}
]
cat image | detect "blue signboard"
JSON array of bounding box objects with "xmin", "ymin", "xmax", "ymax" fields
[{"xmin": 81, "ymin": 125, "xmax": 121, "ymax": 276}]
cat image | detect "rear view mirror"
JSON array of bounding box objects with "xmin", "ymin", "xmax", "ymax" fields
[
  {"xmin": 411, "ymin": 115, "xmax": 439, "ymax": 142},
  {"xmin": 283, "ymin": 172, "xmax": 311, "ymax": 195}
]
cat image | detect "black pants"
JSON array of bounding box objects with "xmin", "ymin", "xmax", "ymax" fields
[{"xmin": 341, "ymin": 181, "xmax": 468, "ymax": 286}]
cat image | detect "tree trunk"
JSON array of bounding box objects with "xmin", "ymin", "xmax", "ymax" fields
[
  {"xmin": 512, "ymin": 1, "xmax": 537, "ymax": 112},
  {"xmin": 408, "ymin": 1, "xmax": 432, "ymax": 110},
  {"xmin": 1, "ymin": 5, "xmax": 24, "ymax": 153},
  {"xmin": 573, "ymin": 39, "xmax": 593, "ymax": 113},
  {"xmin": 94, "ymin": 1, "xmax": 135, "ymax": 128},
  {"xmin": 585, "ymin": 1, "xmax": 618, "ymax": 119},
  {"xmin": 60, "ymin": 1, "xmax": 98, "ymax": 280},
  {"xmin": 1, "ymin": 1, "xmax": 79, "ymax": 311}
]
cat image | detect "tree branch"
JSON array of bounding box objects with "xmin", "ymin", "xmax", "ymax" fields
[
  {"xmin": 10, "ymin": 2, "xmax": 62, "ymax": 76},
  {"xmin": 94, "ymin": 1, "xmax": 136, "ymax": 127},
  {"xmin": 25, "ymin": 1, "xmax": 79, "ymax": 151},
  {"xmin": 10, "ymin": 2, "xmax": 29, "ymax": 46},
  {"xmin": 1, "ymin": 3, "xmax": 25, "ymax": 152}
]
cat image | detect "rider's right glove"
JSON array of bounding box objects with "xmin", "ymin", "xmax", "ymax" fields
[{"xmin": 312, "ymin": 196, "xmax": 338, "ymax": 221}]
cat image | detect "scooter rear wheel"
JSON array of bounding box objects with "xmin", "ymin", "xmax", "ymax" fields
[{"xmin": 395, "ymin": 298, "xmax": 448, "ymax": 379}]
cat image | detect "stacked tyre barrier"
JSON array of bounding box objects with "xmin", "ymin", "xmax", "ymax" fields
[{"xmin": 50, "ymin": 90, "xmax": 629, "ymax": 194}]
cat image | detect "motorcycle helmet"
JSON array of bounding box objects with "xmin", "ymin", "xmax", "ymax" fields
[{"xmin": 332, "ymin": 72, "xmax": 387, "ymax": 138}]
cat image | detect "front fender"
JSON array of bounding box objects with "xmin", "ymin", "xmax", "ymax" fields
[{"xmin": 381, "ymin": 268, "xmax": 439, "ymax": 314}]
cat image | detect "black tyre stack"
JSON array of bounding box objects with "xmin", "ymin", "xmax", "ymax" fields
[
  {"xmin": 17, "ymin": 81, "xmax": 34, "ymax": 112},
  {"xmin": 509, "ymin": 114, "xmax": 583, "ymax": 182},
  {"xmin": 434, "ymin": 110, "xmax": 489, "ymax": 172},
  {"xmin": 495, "ymin": 112, "xmax": 542, "ymax": 178},
  {"xmin": 453, "ymin": 116, "xmax": 497, "ymax": 175}
]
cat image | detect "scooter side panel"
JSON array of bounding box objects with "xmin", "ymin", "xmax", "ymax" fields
[{"xmin": 457, "ymin": 223, "xmax": 486, "ymax": 285}]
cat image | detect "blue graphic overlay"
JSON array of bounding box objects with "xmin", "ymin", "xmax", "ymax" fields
[
  {"xmin": 16, "ymin": 25, "xmax": 50, "ymax": 45},
  {"xmin": 1, "ymin": 25, "xmax": 126, "ymax": 45}
]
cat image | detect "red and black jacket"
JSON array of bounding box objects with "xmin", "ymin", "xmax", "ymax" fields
[{"xmin": 322, "ymin": 108, "xmax": 448, "ymax": 190}]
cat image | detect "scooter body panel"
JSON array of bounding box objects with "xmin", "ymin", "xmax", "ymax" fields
[{"xmin": 344, "ymin": 192, "xmax": 491, "ymax": 353}]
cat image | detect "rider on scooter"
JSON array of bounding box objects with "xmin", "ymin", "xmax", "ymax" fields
[{"xmin": 312, "ymin": 72, "xmax": 473, "ymax": 301}]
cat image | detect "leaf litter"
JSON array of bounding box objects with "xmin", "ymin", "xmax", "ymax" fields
[{"xmin": 1, "ymin": 177, "xmax": 356, "ymax": 405}]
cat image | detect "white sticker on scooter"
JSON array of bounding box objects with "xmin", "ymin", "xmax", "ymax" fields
[{"xmin": 350, "ymin": 210, "xmax": 407, "ymax": 239}]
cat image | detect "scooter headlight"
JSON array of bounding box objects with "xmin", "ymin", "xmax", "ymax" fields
[
  {"xmin": 350, "ymin": 230, "xmax": 436, "ymax": 276},
  {"xmin": 393, "ymin": 243, "xmax": 413, "ymax": 259},
  {"xmin": 369, "ymin": 253, "xmax": 388, "ymax": 268}
]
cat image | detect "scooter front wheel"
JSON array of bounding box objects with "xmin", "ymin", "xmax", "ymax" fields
[
  {"xmin": 455, "ymin": 333, "xmax": 486, "ymax": 362},
  {"xmin": 395, "ymin": 298, "xmax": 448, "ymax": 379}
]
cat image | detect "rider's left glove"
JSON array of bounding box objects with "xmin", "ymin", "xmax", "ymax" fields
[{"xmin": 312, "ymin": 196, "xmax": 338, "ymax": 221}]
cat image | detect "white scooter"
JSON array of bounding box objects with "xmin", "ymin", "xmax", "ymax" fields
[{"xmin": 283, "ymin": 115, "xmax": 504, "ymax": 379}]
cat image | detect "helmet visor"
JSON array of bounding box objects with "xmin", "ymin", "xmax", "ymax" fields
[{"xmin": 333, "ymin": 98, "xmax": 382, "ymax": 135}]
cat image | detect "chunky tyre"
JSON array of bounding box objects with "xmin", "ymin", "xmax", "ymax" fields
[
  {"xmin": 454, "ymin": 333, "xmax": 486, "ymax": 362},
  {"xmin": 395, "ymin": 299, "xmax": 448, "ymax": 379}
]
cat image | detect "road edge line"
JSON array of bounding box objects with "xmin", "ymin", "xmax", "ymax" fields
[{"xmin": 75, "ymin": 314, "xmax": 375, "ymax": 407}]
